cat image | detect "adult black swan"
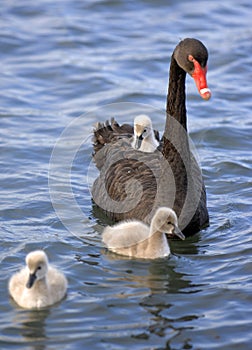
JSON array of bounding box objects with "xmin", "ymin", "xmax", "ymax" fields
[{"xmin": 91, "ymin": 38, "xmax": 211, "ymax": 237}]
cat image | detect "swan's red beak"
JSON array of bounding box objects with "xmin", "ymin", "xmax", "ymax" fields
[{"xmin": 190, "ymin": 57, "xmax": 211, "ymax": 100}]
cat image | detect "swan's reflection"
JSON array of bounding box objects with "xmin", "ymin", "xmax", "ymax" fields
[
  {"xmin": 99, "ymin": 236, "xmax": 202, "ymax": 346},
  {"xmin": 9, "ymin": 305, "xmax": 50, "ymax": 350},
  {"xmin": 101, "ymin": 247, "xmax": 195, "ymax": 293}
]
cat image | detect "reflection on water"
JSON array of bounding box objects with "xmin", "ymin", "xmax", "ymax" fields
[
  {"xmin": 75, "ymin": 244, "xmax": 203, "ymax": 346},
  {"xmin": 17, "ymin": 310, "xmax": 49, "ymax": 343},
  {"xmin": 2, "ymin": 308, "xmax": 50, "ymax": 349}
]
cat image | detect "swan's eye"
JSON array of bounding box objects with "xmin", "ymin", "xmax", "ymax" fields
[
  {"xmin": 37, "ymin": 266, "xmax": 42, "ymax": 270},
  {"xmin": 141, "ymin": 128, "xmax": 148, "ymax": 136},
  {"xmin": 167, "ymin": 221, "xmax": 173, "ymax": 225}
]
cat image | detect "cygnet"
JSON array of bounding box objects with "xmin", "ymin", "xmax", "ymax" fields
[
  {"xmin": 8, "ymin": 250, "xmax": 67, "ymax": 309},
  {"xmin": 131, "ymin": 114, "xmax": 159, "ymax": 153},
  {"xmin": 102, "ymin": 207, "xmax": 185, "ymax": 259}
]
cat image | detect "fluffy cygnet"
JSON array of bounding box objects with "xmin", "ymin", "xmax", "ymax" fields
[
  {"xmin": 8, "ymin": 250, "xmax": 67, "ymax": 309},
  {"xmin": 102, "ymin": 207, "xmax": 185, "ymax": 259},
  {"xmin": 131, "ymin": 114, "xmax": 159, "ymax": 153}
]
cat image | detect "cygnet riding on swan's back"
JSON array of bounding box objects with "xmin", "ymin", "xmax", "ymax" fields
[
  {"xmin": 131, "ymin": 114, "xmax": 159, "ymax": 153},
  {"xmin": 102, "ymin": 207, "xmax": 185, "ymax": 259},
  {"xmin": 8, "ymin": 250, "xmax": 67, "ymax": 309},
  {"xmin": 92, "ymin": 38, "xmax": 211, "ymax": 237}
]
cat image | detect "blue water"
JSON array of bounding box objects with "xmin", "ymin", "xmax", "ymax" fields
[{"xmin": 1, "ymin": 1, "xmax": 252, "ymax": 349}]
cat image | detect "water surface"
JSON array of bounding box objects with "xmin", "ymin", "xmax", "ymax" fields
[{"xmin": 1, "ymin": 1, "xmax": 252, "ymax": 349}]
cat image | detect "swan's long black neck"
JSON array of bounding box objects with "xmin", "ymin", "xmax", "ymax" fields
[
  {"xmin": 165, "ymin": 53, "xmax": 187, "ymax": 133},
  {"xmin": 163, "ymin": 52, "xmax": 190, "ymax": 162},
  {"xmin": 162, "ymin": 53, "xmax": 191, "ymax": 218}
]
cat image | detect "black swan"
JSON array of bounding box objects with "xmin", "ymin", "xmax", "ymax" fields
[{"xmin": 92, "ymin": 38, "xmax": 211, "ymax": 237}]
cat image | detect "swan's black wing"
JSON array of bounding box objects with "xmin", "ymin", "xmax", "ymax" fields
[
  {"xmin": 93, "ymin": 118, "xmax": 133, "ymax": 154},
  {"xmin": 92, "ymin": 136, "xmax": 173, "ymax": 225}
]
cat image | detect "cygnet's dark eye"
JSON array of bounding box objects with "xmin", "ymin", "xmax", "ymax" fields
[
  {"xmin": 143, "ymin": 128, "xmax": 147, "ymax": 133},
  {"xmin": 167, "ymin": 221, "xmax": 173, "ymax": 225},
  {"xmin": 37, "ymin": 266, "xmax": 42, "ymax": 270}
]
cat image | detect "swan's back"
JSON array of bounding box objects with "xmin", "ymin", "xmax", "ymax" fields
[
  {"xmin": 92, "ymin": 119, "xmax": 207, "ymax": 235},
  {"xmin": 93, "ymin": 118, "xmax": 160, "ymax": 168},
  {"xmin": 92, "ymin": 133, "xmax": 174, "ymax": 225},
  {"xmin": 93, "ymin": 118, "xmax": 133, "ymax": 163}
]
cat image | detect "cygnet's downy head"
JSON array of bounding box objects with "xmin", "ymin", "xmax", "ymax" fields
[
  {"xmin": 151, "ymin": 207, "xmax": 185, "ymax": 240},
  {"xmin": 25, "ymin": 250, "xmax": 49, "ymax": 289},
  {"xmin": 132, "ymin": 114, "xmax": 158, "ymax": 152}
]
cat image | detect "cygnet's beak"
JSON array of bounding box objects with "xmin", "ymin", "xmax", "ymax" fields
[
  {"xmin": 134, "ymin": 134, "xmax": 143, "ymax": 149},
  {"xmin": 26, "ymin": 273, "xmax": 37, "ymax": 289},
  {"xmin": 173, "ymin": 225, "xmax": 185, "ymax": 240}
]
